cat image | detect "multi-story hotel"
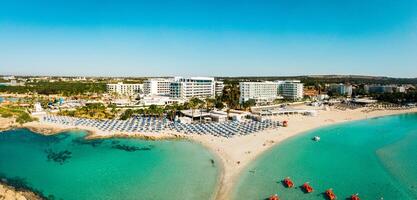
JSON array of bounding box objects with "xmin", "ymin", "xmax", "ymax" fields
[
  {"xmin": 170, "ymin": 77, "xmax": 216, "ymax": 99},
  {"xmin": 328, "ymin": 83, "xmax": 353, "ymax": 96},
  {"xmin": 215, "ymin": 81, "xmax": 224, "ymax": 96},
  {"xmin": 364, "ymin": 85, "xmax": 406, "ymax": 94},
  {"xmin": 143, "ymin": 78, "xmax": 173, "ymax": 96},
  {"xmin": 106, "ymin": 82, "xmax": 143, "ymax": 96},
  {"xmin": 277, "ymin": 80, "xmax": 304, "ymax": 100},
  {"xmin": 239, "ymin": 82, "xmax": 278, "ymax": 104}
]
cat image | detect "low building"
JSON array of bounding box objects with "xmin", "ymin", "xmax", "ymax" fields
[
  {"xmin": 251, "ymin": 105, "xmax": 318, "ymax": 117},
  {"xmin": 140, "ymin": 95, "xmax": 184, "ymax": 106},
  {"xmin": 395, "ymin": 86, "xmax": 406, "ymax": 93},
  {"xmin": 364, "ymin": 85, "xmax": 406, "ymax": 94},
  {"xmin": 364, "ymin": 85, "xmax": 393, "ymax": 94},
  {"xmin": 351, "ymin": 98, "xmax": 378, "ymax": 105}
]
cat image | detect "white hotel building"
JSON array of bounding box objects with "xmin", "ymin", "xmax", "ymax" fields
[
  {"xmin": 170, "ymin": 77, "xmax": 216, "ymax": 99},
  {"xmin": 143, "ymin": 78, "xmax": 173, "ymax": 96},
  {"xmin": 239, "ymin": 80, "xmax": 304, "ymax": 104},
  {"xmin": 106, "ymin": 82, "xmax": 143, "ymax": 96},
  {"xmin": 141, "ymin": 77, "xmax": 221, "ymax": 100},
  {"xmin": 277, "ymin": 80, "xmax": 304, "ymax": 100},
  {"xmin": 215, "ymin": 81, "xmax": 225, "ymax": 96},
  {"xmin": 239, "ymin": 82, "xmax": 278, "ymax": 104}
]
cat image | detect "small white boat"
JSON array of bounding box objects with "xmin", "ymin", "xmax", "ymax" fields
[{"xmin": 313, "ymin": 136, "xmax": 320, "ymax": 141}]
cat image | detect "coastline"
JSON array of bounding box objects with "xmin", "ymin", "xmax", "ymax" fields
[
  {"xmin": 189, "ymin": 106, "xmax": 417, "ymax": 200},
  {"xmin": 1, "ymin": 107, "xmax": 417, "ymax": 200},
  {"xmin": 0, "ymin": 183, "xmax": 42, "ymax": 200}
]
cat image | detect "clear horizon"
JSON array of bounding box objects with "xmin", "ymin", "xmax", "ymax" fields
[
  {"xmin": 1, "ymin": 0, "xmax": 417, "ymax": 78},
  {"xmin": 1, "ymin": 74, "xmax": 417, "ymax": 79}
]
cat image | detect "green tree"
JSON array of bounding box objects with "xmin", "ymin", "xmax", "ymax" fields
[
  {"xmin": 222, "ymin": 84, "xmax": 240, "ymax": 110},
  {"xmin": 241, "ymin": 99, "xmax": 256, "ymax": 110},
  {"xmin": 189, "ymin": 97, "xmax": 203, "ymax": 122},
  {"xmin": 205, "ymin": 97, "xmax": 215, "ymax": 111}
]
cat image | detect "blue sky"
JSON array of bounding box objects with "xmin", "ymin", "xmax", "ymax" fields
[{"xmin": 1, "ymin": 0, "xmax": 417, "ymax": 77}]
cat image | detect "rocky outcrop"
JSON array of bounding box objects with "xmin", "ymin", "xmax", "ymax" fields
[{"xmin": 0, "ymin": 183, "xmax": 42, "ymax": 200}]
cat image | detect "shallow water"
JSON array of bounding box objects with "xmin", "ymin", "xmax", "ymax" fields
[
  {"xmin": 0, "ymin": 129, "xmax": 219, "ymax": 200},
  {"xmin": 233, "ymin": 113, "xmax": 417, "ymax": 200}
]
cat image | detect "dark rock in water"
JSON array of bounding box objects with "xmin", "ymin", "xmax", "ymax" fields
[
  {"xmin": 72, "ymin": 138, "xmax": 103, "ymax": 147},
  {"xmin": 45, "ymin": 149, "xmax": 72, "ymax": 165},
  {"xmin": 111, "ymin": 144, "xmax": 153, "ymax": 152},
  {"xmin": 210, "ymin": 159, "xmax": 215, "ymax": 167}
]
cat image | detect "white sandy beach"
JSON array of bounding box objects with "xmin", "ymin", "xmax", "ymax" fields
[
  {"xmin": 189, "ymin": 106, "xmax": 417, "ymax": 200},
  {"xmin": 1, "ymin": 107, "xmax": 417, "ymax": 200}
]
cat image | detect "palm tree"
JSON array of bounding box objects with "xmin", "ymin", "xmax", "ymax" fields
[
  {"xmin": 148, "ymin": 105, "xmax": 158, "ymax": 117},
  {"xmin": 189, "ymin": 97, "xmax": 203, "ymax": 122},
  {"xmin": 167, "ymin": 102, "xmax": 179, "ymax": 121},
  {"xmin": 205, "ymin": 97, "xmax": 215, "ymax": 112},
  {"xmin": 198, "ymin": 100, "xmax": 206, "ymax": 122},
  {"xmin": 156, "ymin": 107, "xmax": 164, "ymax": 119},
  {"xmin": 136, "ymin": 108, "xmax": 144, "ymax": 117}
]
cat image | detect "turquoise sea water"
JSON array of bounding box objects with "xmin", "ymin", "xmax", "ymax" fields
[
  {"xmin": 0, "ymin": 129, "xmax": 219, "ymax": 200},
  {"xmin": 233, "ymin": 113, "xmax": 417, "ymax": 200}
]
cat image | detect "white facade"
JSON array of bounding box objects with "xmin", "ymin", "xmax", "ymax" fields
[
  {"xmin": 239, "ymin": 82, "xmax": 278, "ymax": 104},
  {"xmin": 34, "ymin": 102, "xmax": 43, "ymax": 112},
  {"xmin": 140, "ymin": 95, "xmax": 185, "ymax": 106},
  {"xmin": 106, "ymin": 82, "xmax": 143, "ymax": 96},
  {"xmin": 395, "ymin": 86, "xmax": 406, "ymax": 93},
  {"xmin": 215, "ymin": 81, "xmax": 224, "ymax": 96},
  {"xmin": 170, "ymin": 77, "xmax": 216, "ymax": 99},
  {"xmin": 277, "ymin": 80, "xmax": 304, "ymax": 100},
  {"xmin": 143, "ymin": 78, "xmax": 173, "ymax": 96}
]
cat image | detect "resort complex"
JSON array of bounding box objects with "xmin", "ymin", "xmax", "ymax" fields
[
  {"xmin": 2, "ymin": 1, "xmax": 417, "ymax": 199},
  {"xmin": 2, "ymin": 76, "xmax": 417, "ymax": 200}
]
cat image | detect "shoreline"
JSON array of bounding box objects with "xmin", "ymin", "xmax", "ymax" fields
[
  {"xmin": 1, "ymin": 107, "xmax": 417, "ymax": 200},
  {"xmin": 189, "ymin": 107, "xmax": 417, "ymax": 200},
  {"xmin": 0, "ymin": 182, "xmax": 42, "ymax": 200}
]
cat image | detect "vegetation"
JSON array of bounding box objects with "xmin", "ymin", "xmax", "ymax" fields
[
  {"xmin": 119, "ymin": 105, "xmax": 167, "ymax": 120},
  {"xmin": 221, "ymin": 83, "xmax": 240, "ymax": 110},
  {"xmin": 204, "ymin": 97, "xmax": 216, "ymax": 111},
  {"xmin": 59, "ymin": 103, "xmax": 115, "ymax": 120},
  {"xmin": 241, "ymin": 99, "xmax": 256, "ymax": 110},
  {"xmin": 214, "ymin": 98, "xmax": 225, "ymax": 110},
  {"xmin": 189, "ymin": 97, "xmax": 204, "ymax": 121},
  {"xmin": 372, "ymin": 91, "xmax": 417, "ymax": 104},
  {"xmin": 0, "ymin": 105, "xmax": 35, "ymax": 124},
  {"xmin": 0, "ymin": 81, "xmax": 106, "ymax": 96}
]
